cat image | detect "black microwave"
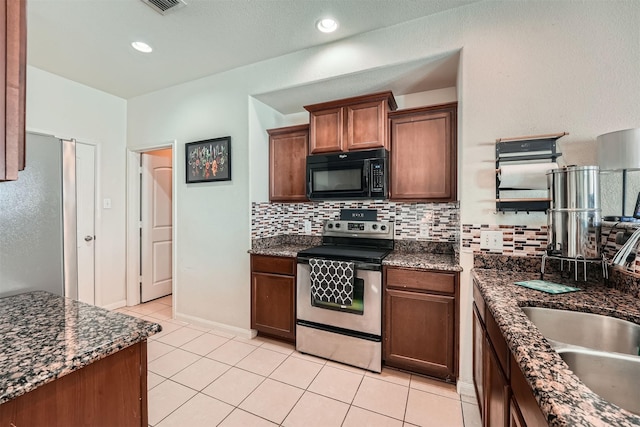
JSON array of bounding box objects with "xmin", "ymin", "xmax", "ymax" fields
[{"xmin": 306, "ymin": 148, "xmax": 388, "ymax": 200}]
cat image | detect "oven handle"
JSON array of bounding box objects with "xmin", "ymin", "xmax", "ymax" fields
[{"xmin": 296, "ymin": 256, "xmax": 382, "ymax": 271}]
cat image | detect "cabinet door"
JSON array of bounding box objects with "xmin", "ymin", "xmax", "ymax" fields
[
  {"xmin": 473, "ymin": 305, "xmax": 485, "ymax": 412},
  {"xmin": 346, "ymin": 100, "xmax": 387, "ymax": 151},
  {"xmin": 389, "ymin": 105, "xmax": 457, "ymax": 201},
  {"xmin": 510, "ymin": 354, "xmax": 548, "ymax": 427},
  {"xmin": 509, "ymin": 398, "xmax": 526, "ymax": 427},
  {"xmin": 268, "ymin": 124, "xmax": 309, "ymax": 202},
  {"xmin": 484, "ymin": 336, "xmax": 510, "ymax": 427},
  {"xmin": 251, "ymin": 272, "xmax": 296, "ymax": 341},
  {"xmin": 1, "ymin": 0, "xmax": 27, "ymax": 181},
  {"xmin": 384, "ymin": 288, "xmax": 455, "ymax": 380},
  {"xmin": 309, "ymin": 107, "xmax": 343, "ymax": 154}
]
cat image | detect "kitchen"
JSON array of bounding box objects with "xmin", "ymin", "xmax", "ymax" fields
[{"xmin": 1, "ymin": 0, "xmax": 640, "ymax": 426}]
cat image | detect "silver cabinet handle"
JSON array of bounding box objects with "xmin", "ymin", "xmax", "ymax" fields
[{"xmin": 84, "ymin": 235, "xmax": 94, "ymax": 242}]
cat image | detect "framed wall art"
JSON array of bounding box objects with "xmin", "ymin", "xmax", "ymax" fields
[{"xmin": 185, "ymin": 136, "xmax": 231, "ymax": 183}]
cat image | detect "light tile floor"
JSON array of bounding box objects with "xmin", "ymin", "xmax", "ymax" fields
[{"xmin": 114, "ymin": 297, "xmax": 482, "ymax": 427}]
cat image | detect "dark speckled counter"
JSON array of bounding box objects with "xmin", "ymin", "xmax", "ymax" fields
[
  {"xmin": 383, "ymin": 252, "xmax": 461, "ymax": 271},
  {"xmin": 250, "ymin": 236, "xmax": 462, "ymax": 272},
  {"xmin": 473, "ymin": 267, "xmax": 640, "ymax": 426},
  {"xmin": 0, "ymin": 291, "xmax": 161, "ymax": 405}
]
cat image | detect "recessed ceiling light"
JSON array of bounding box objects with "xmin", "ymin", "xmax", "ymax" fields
[
  {"xmin": 131, "ymin": 41, "xmax": 153, "ymax": 53},
  {"xmin": 316, "ymin": 18, "xmax": 338, "ymax": 33}
]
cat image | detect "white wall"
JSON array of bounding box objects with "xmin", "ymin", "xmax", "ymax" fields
[
  {"xmin": 127, "ymin": 0, "xmax": 640, "ymax": 388},
  {"xmin": 26, "ymin": 66, "xmax": 128, "ymax": 308}
]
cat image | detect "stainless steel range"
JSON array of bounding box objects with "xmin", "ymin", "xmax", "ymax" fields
[{"xmin": 296, "ymin": 216, "xmax": 393, "ymax": 373}]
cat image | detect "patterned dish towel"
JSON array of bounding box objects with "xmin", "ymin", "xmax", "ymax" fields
[{"xmin": 309, "ymin": 258, "xmax": 355, "ymax": 306}]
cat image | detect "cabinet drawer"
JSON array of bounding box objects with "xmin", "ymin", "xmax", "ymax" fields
[
  {"xmin": 386, "ymin": 268, "xmax": 456, "ymax": 294},
  {"xmin": 251, "ymin": 255, "xmax": 296, "ymax": 276}
]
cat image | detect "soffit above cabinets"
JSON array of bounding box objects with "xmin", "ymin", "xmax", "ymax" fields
[{"xmin": 253, "ymin": 51, "xmax": 460, "ymax": 115}]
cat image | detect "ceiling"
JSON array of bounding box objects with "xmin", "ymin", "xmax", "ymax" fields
[{"xmin": 27, "ymin": 0, "xmax": 476, "ymax": 101}]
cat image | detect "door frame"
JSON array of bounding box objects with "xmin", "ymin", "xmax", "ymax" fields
[{"xmin": 126, "ymin": 141, "xmax": 177, "ymax": 311}]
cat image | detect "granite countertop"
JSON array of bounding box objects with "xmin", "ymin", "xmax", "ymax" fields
[
  {"xmin": 248, "ymin": 243, "xmax": 311, "ymax": 258},
  {"xmin": 472, "ymin": 268, "xmax": 640, "ymax": 426},
  {"xmin": 382, "ymin": 251, "xmax": 461, "ymax": 271},
  {"xmin": 250, "ymin": 236, "xmax": 462, "ymax": 272},
  {"xmin": 0, "ymin": 291, "xmax": 161, "ymax": 404}
]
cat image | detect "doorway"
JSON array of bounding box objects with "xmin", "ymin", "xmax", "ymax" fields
[
  {"xmin": 141, "ymin": 148, "xmax": 173, "ymax": 302},
  {"xmin": 125, "ymin": 143, "xmax": 176, "ymax": 311}
]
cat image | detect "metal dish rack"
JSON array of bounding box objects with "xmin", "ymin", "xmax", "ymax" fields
[{"xmin": 495, "ymin": 133, "xmax": 566, "ymax": 213}]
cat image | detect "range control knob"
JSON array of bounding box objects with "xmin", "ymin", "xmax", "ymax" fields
[
  {"xmin": 327, "ymin": 223, "xmax": 333, "ymax": 229},
  {"xmin": 335, "ymin": 223, "xmax": 341, "ymax": 228},
  {"xmin": 372, "ymin": 224, "xmax": 378, "ymax": 230},
  {"xmin": 381, "ymin": 225, "xmax": 387, "ymax": 231}
]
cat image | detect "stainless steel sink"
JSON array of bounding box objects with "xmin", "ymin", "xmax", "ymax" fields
[
  {"xmin": 521, "ymin": 306, "xmax": 640, "ymax": 356},
  {"xmin": 558, "ymin": 348, "xmax": 640, "ymax": 415},
  {"xmin": 521, "ymin": 306, "xmax": 640, "ymax": 415}
]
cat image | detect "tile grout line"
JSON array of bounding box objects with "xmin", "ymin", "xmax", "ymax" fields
[{"xmin": 131, "ymin": 301, "xmax": 467, "ymax": 427}]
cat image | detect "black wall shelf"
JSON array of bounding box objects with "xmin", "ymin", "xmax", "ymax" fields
[{"xmin": 495, "ymin": 132, "xmax": 566, "ymax": 213}]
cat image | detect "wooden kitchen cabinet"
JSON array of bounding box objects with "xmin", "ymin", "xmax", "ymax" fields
[
  {"xmin": 0, "ymin": 341, "xmax": 148, "ymax": 426},
  {"xmin": 388, "ymin": 103, "xmax": 457, "ymax": 201},
  {"xmin": 510, "ymin": 354, "xmax": 548, "ymax": 427},
  {"xmin": 473, "ymin": 305, "xmax": 485, "ymax": 410},
  {"xmin": 267, "ymin": 124, "xmax": 309, "ymax": 202},
  {"xmin": 251, "ymin": 254, "xmax": 296, "ymax": 342},
  {"xmin": 383, "ymin": 267, "xmax": 458, "ymax": 381},
  {"xmin": 1, "ymin": 0, "xmax": 27, "ymax": 181},
  {"xmin": 474, "ymin": 280, "xmax": 548, "ymax": 427},
  {"xmin": 304, "ymin": 91, "xmax": 397, "ymax": 154},
  {"xmin": 485, "ymin": 334, "xmax": 510, "ymax": 427}
]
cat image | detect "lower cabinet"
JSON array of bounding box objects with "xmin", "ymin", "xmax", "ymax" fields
[
  {"xmin": 484, "ymin": 335, "xmax": 510, "ymax": 427},
  {"xmin": 250, "ymin": 254, "xmax": 296, "ymax": 342},
  {"xmin": 0, "ymin": 341, "xmax": 147, "ymax": 426},
  {"xmin": 383, "ymin": 267, "xmax": 458, "ymax": 381},
  {"xmin": 510, "ymin": 398, "xmax": 527, "ymax": 427},
  {"xmin": 473, "ymin": 280, "xmax": 548, "ymax": 427}
]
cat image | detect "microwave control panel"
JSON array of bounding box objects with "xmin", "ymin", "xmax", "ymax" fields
[{"xmin": 371, "ymin": 163, "xmax": 384, "ymax": 192}]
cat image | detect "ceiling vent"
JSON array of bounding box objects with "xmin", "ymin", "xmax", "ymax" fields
[{"xmin": 141, "ymin": 0, "xmax": 186, "ymax": 15}]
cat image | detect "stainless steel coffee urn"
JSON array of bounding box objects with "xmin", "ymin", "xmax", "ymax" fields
[{"xmin": 546, "ymin": 166, "xmax": 601, "ymax": 259}]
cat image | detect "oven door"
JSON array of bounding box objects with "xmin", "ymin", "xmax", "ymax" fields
[
  {"xmin": 306, "ymin": 159, "xmax": 369, "ymax": 200},
  {"xmin": 296, "ymin": 262, "xmax": 381, "ymax": 336}
]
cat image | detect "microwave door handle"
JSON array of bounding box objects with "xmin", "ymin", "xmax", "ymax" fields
[{"xmin": 363, "ymin": 161, "xmax": 369, "ymax": 191}]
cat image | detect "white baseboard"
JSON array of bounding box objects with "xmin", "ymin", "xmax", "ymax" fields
[
  {"xmin": 101, "ymin": 299, "xmax": 127, "ymax": 310},
  {"xmin": 175, "ymin": 312, "xmax": 256, "ymax": 339},
  {"xmin": 457, "ymin": 380, "xmax": 476, "ymax": 399}
]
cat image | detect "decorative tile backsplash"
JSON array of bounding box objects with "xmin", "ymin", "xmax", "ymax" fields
[
  {"xmin": 462, "ymin": 222, "xmax": 640, "ymax": 276},
  {"xmin": 251, "ymin": 201, "xmax": 459, "ymax": 242}
]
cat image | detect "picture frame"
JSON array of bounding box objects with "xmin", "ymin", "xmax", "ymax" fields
[{"xmin": 185, "ymin": 136, "xmax": 231, "ymax": 183}]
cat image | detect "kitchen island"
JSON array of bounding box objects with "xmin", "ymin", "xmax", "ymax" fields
[
  {"xmin": 0, "ymin": 291, "xmax": 161, "ymax": 426},
  {"xmin": 473, "ymin": 256, "xmax": 640, "ymax": 426}
]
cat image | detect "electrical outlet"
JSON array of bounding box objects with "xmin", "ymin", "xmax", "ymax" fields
[
  {"xmin": 419, "ymin": 222, "xmax": 430, "ymax": 237},
  {"xmin": 303, "ymin": 220, "xmax": 312, "ymax": 233},
  {"xmin": 480, "ymin": 230, "xmax": 503, "ymax": 250}
]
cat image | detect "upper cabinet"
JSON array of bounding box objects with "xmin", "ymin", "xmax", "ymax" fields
[
  {"xmin": 1, "ymin": 0, "xmax": 27, "ymax": 181},
  {"xmin": 389, "ymin": 103, "xmax": 457, "ymax": 202},
  {"xmin": 304, "ymin": 91, "xmax": 397, "ymax": 154},
  {"xmin": 268, "ymin": 124, "xmax": 309, "ymax": 202}
]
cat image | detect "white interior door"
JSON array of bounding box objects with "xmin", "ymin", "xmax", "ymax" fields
[
  {"xmin": 141, "ymin": 149, "xmax": 173, "ymax": 302},
  {"xmin": 76, "ymin": 142, "xmax": 96, "ymax": 304}
]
